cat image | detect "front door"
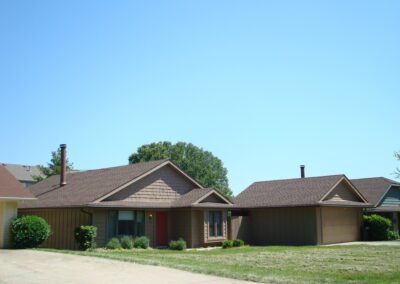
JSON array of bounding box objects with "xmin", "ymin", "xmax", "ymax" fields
[{"xmin": 156, "ymin": 212, "xmax": 168, "ymax": 246}]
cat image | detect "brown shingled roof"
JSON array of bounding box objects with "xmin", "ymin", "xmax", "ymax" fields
[
  {"xmin": 21, "ymin": 160, "xmax": 171, "ymax": 208},
  {"xmin": 351, "ymin": 177, "xmax": 399, "ymax": 206},
  {"xmin": 0, "ymin": 165, "xmax": 35, "ymax": 200},
  {"xmin": 235, "ymin": 175, "xmax": 368, "ymax": 208}
]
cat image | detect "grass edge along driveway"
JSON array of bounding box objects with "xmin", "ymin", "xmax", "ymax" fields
[{"xmin": 39, "ymin": 245, "xmax": 400, "ymax": 284}]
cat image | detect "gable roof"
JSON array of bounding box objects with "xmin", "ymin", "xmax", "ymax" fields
[
  {"xmin": 351, "ymin": 177, "xmax": 400, "ymax": 206},
  {"xmin": 235, "ymin": 175, "xmax": 369, "ymax": 208},
  {"xmin": 0, "ymin": 165, "xmax": 35, "ymax": 200},
  {"xmin": 2, "ymin": 163, "xmax": 45, "ymax": 183},
  {"xmin": 21, "ymin": 159, "xmax": 203, "ymax": 209}
]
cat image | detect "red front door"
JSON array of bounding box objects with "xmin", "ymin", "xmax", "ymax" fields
[{"xmin": 156, "ymin": 212, "xmax": 168, "ymax": 246}]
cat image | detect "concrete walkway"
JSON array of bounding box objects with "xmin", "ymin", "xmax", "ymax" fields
[
  {"xmin": 0, "ymin": 250, "xmax": 254, "ymax": 284},
  {"xmin": 325, "ymin": 240, "xmax": 400, "ymax": 246}
]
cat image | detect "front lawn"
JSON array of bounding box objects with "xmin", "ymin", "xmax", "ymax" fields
[{"xmin": 43, "ymin": 245, "xmax": 400, "ymax": 283}]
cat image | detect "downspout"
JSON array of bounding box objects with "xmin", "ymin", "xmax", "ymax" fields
[{"xmin": 80, "ymin": 208, "xmax": 93, "ymax": 225}]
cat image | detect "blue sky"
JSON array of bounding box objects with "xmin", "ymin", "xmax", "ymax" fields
[{"xmin": 1, "ymin": 1, "xmax": 399, "ymax": 195}]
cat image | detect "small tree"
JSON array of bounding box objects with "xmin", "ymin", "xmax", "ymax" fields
[
  {"xmin": 11, "ymin": 216, "xmax": 51, "ymax": 248},
  {"xmin": 32, "ymin": 147, "xmax": 74, "ymax": 182},
  {"xmin": 74, "ymin": 226, "xmax": 97, "ymax": 250},
  {"xmin": 395, "ymin": 151, "xmax": 400, "ymax": 179}
]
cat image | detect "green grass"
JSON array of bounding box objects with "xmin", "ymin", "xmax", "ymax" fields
[{"xmin": 40, "ymin": 245, "xmax": 400, "ymax": 283}]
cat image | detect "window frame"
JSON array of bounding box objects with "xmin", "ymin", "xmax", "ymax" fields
[
  {"xmin": 108, "ymin": 210, "xmax": 145, "ymax": 238},
  {"xmin": 208, "ymin": 210, "xmax": 223, "ymax": 238}
]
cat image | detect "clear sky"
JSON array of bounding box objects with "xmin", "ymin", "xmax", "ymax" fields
[{"xmin": 1, "ymin": 1, "xmax": 399, "ymax": 195}]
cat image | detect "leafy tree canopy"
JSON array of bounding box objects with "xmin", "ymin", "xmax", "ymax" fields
[
  {"xmin": 32, "ymin": 148, "xmax": 73, "ymax": 182},
  {"xmin": 128, "ymin": 141, "xmax": 232, "ymax": 197}
]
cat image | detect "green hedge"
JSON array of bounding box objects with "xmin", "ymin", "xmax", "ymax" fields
[
  {"xmin": 106, "ymin": 238, "xmax": 122, "ymax": 249},
  {"xmin": 74, "ymin": 225, "xmax": 97, "ymax": 250},
  {"xmin": 169, "ymin": 238, "xmax": 187, "ymax": 250},
  {"xmin": 120, "ymin": 236, "xmax": 134, "ymax": 249},
  {"xmin": 134, "ymin": 236, "xmax": 149, "ymax": 249},
  {"xmin": 11, "ymin": 215, "xmax": 51, "ymax": 249},
  {"xmin": 363, "ymin": 214, "xmax": 392, "ymax": 241}
]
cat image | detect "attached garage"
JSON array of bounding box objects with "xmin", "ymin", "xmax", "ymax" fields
[
  {"xmin": 234, "ymin": 173, "xmax": 370, "ymax": 245},
  {"xmin": 317, "ymin": 207, "xmax": 362, "ymax": 244}
]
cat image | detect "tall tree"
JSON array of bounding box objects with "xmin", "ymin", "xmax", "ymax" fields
[
  {"xmin": 32, "ymin": 148, "xmax": 74, "ymax": 182},
  {"xmin": 395, "ymin": 151, "xmax": 400, "ymax": 179},
  {"xmin": 128, "ymin": 141, "xmax": 232, "ymax": 197}
]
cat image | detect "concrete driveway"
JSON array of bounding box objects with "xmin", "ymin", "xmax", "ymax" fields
[{"xmin": 0, "ymin": 250, "xmax": 254, "ymax": 284}]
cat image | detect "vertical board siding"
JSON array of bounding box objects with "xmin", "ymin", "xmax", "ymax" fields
[
  {"xmin": 229, "ymin": 216, "xmax": 251, "ymax": 243},
  {"xmin": 19, "ymin": 208, "xmax": 90, "ymax": 250},
  {"xmin": 248, "ymin": 207, "xmax": 317, "ymax": 245},
  {"xmin": 321, "ymin": 207, "xmax": 362, "ymax": 244}
]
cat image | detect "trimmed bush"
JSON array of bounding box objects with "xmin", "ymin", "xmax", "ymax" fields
[
  {"xmin": 233, "ymin": 239, "xmax": 244, "ymax": 247},
  {"xmin": 134, "ymin": 236, "xmax": 149, "ymax": 249},
  {"xmin": 106, "ymin": 237, "xmax": 122, "ymax": 249},
  {"xmin": 169, "ymin": 238, "xmax": 187, "ymax": 250},
  {"xmin": 363, "ymin": 214, "xmax": 392, "ymax": 241},
  {"xmin": 120, "ymin": 235, "xmax": 134, "ymax": 249},
  {"xmin": 222, "ymin": 240, "xmax": 233, "ymax": 249},
  {"xmin": 388, "ymin": 230, "xmax": 400, "ymax": 240},
  {"xmin": 11, "ymin": 215, "xmax": 51, "ymax": 249},
  {"xmin": 74, "ymin": 225, "xmax": 97, "ymax": 250}
]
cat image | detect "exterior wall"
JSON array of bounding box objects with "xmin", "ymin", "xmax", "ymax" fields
[
  {"xmin": 0, "ymin": 201, "xmax": 18, "ymax": 248},
  {"xmin": 18, "ymin": 208, "xmax": 91, "ymax": 249},
  {"xmin": 200, "ymin": 194, "xmax": 225, "ymax": 203},
  {"xmin": 191, "ymin": 210, "xmax": 204, "ymax": 247},
  {"xmin": 246, "ymin": 207, "xmax": 318, "ymax": 245},
  {"xmin": 106, "ymin": 165, "xmax": 196, "ymax": 202},
  {"xmin": 318, "ymin": 207, "xmax": 362, "ymax": 244},
  {"xmin": 92, "ymin": 209, "xmax": 108, "ymax": 247},
  {"xmin": 229, "ymin": 215, "xmax": 251, "ymax": 244},
  {"xmin": 324, "ymin": 182, "xmax": 361, "ymax": 202},
  {"xmin": 169, "ymin": 209, "xmax": 192, "ymax": 246}
]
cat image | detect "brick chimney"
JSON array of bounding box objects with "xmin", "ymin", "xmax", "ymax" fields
[
  {"xmin": 60, "ymin": 144, "xmax": 67, "ymax": 186},
  {"xmin": 300, "ymin": 165, "xmax": 305, "ymax": 178}
]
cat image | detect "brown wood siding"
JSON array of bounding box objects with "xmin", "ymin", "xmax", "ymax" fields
[
  {"xmin": 229, "ymin": 216, "xmax": 251, "ymax": 243},
  {"xmin": 321, "ymin": 207, "xmax": 362, "ymax": 244},
  {"xmin": 200, "ymin": 194, "xmax": 225, "ymax": 204},
  {"xmin": 169, "ymin": 209, "xmax": 192, "ymax": 247},
  {"xmin": 324, "ymin": 181, "xmax": 361, "ymax": 202},
  {"xmin": 18, "ymin": 208, "xmax": 91, "ymax": 249},
  {"xmin": 191, "ymin": 210, "xmax": 204, "ymax": 247},
  {"xmin": 106, "ymin": 165, "xmax": 196, "ymax": 202},
  {"xmin": 247, "ymin": 207, "xmax": 318, "ymax": 245},
  {"xmin": 92, "ymin": 209, "xmax": 108, "ymax": 247}
]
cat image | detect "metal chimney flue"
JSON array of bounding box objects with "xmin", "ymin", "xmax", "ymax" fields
[
  {"xmin": 60, "ymin": 144, "xmax": 67, "ymax": 186},
  {"xmin": 300, "ymin": 165, "xmax": 305, "ymax": 178}
]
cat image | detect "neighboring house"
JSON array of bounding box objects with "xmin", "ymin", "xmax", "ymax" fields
[
  {"xmin": 233, "ymin": 173, "xmax": 370, "ymax": 245},
  {"xmin": 351, "ymin": 177, "xmax": 400, "ymax": 233},
  {"xmin": 0, "ymin": 165, "xmax": 36, "ymax": 248},
  {"xmin": 20, "ymin": 156, "xmax": 234, "ymax": 249},
  {"xmin": 2, "ymin": 163, "xmax": 45, "ymax": 187}
]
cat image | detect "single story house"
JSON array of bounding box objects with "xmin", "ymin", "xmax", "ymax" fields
[
  {"xmin": 0, "ymin": 165, "xmax": 36, "ymax": 248},
  {"xmin": 351, "ymin": 177, "xmax": 400, "ymax": 233},
  {"xmin": 20, "ymin": 145, "xmax": 234, "ymax": 249},
  {"xmin": 233, "ymin": 172, "xmax": 371, "ymax": 245},
  {"xmin": 20, "ymin": 145, "xmax": 374, "ymax": 249}
]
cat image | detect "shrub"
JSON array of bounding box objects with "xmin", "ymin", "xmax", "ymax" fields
[
  {"xmin": 134, "ymin": 236, "xmax": 149, "ymax": 249},
  {"xmin": 363, "ymin": 214, "xmax": 392, "ymax": 240},
  {"xmin": 169, "ymin": 238, "xmax": 187, "ymax": 250},
  {"xmin": 222, "ymin": 240, "xmax": 233, "ymax": 249},
  {"xmin": 120, "ymin": 235, "xmax": 134, "ymax": 249},
  {"xmin": 11, "ymin": 215, "xmax": 51, "ymax": 249},
  {"xmin": 233, "ymin": 239, "xmax": 244, "ymax": 247},
  {"xmin": 388, "ymin": 230, "xmax": 400, "ymax": 240},
  {"xmin": 106, "ymin": 238, "xmax": 122, "ymax": 249},
  {"xmin": 74, "ymin": 226, "xmax": 97, "ymax": 250}
]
